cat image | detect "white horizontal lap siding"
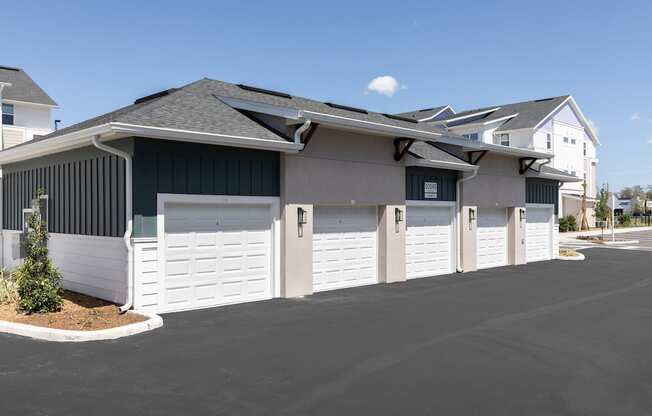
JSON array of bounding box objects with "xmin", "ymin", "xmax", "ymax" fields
[
  {"xmin": 48, "ymin": 233, "xmax": 127, "ymax": 303},
  {"xmin": 405, "ymin": 203, "xmax": 455, "ymax": 279},
  {"xmin": 553, "ymin": 221, "xmax": 560, "ymax": 259},
  {"xmin": 134, "ymin": 239, "xmax": 159, "ymax": 312},
  {"xmin": 313, "ymin": 206, "xmax": 378, "ymax": 292}
]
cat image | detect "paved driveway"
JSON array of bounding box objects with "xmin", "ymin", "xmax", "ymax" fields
[{"xmin": 2, "ymin": 249, "xmax": 652, "ymax": 415}]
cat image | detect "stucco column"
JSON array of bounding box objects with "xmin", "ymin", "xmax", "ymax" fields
[
  {"xmin": 281, "ymin": 203, "xmax": 313, "ymax": 298},
  {"xmin": 508, "ymin": 207, "xmax": 527, "ymax": 265},
  {"xmin": 377, "ymin": 205, "xmax": 406, "ymax": 283},
  {"xmin": 460, "ymin": 205, "xmax": 478, "ymax": 272}
]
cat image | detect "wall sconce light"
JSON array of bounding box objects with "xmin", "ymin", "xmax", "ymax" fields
[
  {"xmin": 395, "ymin": 208, "xmax": 404, "ymax": 224},
  {"xmin": 468, "ymin": 208, "xmax": 476, "ymax": 228},
  {"xmin": 297, "ymin": 207, "xmax": 308, "ymax": 237},
  {"xmin": 520, "ymin": 208, "xmax": 527, "ymax": 222}
]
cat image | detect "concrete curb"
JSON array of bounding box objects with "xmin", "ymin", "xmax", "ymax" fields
[
  {"xmin": 0, "ymin": 311, "xmax": 163, "ymax": 342},
  {"xmin": 602, "ymin": 240, "xmax": 639, "ymax": 246},
  {"xmin": 558, "ymin": 252, "xmax": 585, "ymax": 261}
]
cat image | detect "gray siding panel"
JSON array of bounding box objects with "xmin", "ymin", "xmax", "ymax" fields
[
  {"xmin": 526, "ymin": 178, "xmax": 559, "ymax": 215},
  {"xmin": 2, "ymin": 143, "xmax": 130, "ymax": 237},
  {"xmin": 405, "ymin": 166, "xmax": 458, "ymax": 201},
  {"xmin": 132, "ymin": 138, "xmax": 281, "ymax": 237}
]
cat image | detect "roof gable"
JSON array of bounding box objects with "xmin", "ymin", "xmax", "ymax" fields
[{"xmin": 0, "ymin": 66, "xmax": 57, "ymax": 106}]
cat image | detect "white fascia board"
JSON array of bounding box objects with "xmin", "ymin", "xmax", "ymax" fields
[
  {"xmin": 0, "ymin": 122, "xmax": 303, "ymax": 165},
  {"xmin": 0, "ymin": 123, "xmax": 113, "ymax": 164},
  {"xmin": 417, "ymin": 105, "xmax": 454, "ymax": 122},
  {"xmin": 526, "ymin": 171, "xmax": 581, "ymax": 182},
  {"xmin": 441, "ymin": 107, "xmax": 501, "ymax": 124},
  {"xmin": 216, "ymin": 96, "xmax": 301, "ymax": 120},
  {"xmin": 298, "ymin": 110, "xmax": 444, "ymax": 140},
  {"xmin": 110, "ymin": 123, "xmax": 303, "ymax": 152},
  {"xmin": 1, "ymin": 98, "xmax": 59, "ymax": 109},
  {"xmin": 405, "ymin": 154, "xmax": 477, "ymax": 172}
]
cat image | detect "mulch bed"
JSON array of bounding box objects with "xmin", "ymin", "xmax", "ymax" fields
[{"xmin": 0, "ymin": 291, "xmax": 147, "ymax": 331}]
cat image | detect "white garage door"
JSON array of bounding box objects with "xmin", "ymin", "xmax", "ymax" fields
[
  {"xmin": 477, "ymin": 208, "xmax": 508, "ymax": 269},
  {"xmin": 162, "ymin": 203, "xmax": 273, "ymax": 313},
  {"xmin": 405, "ymin": 205, "xmax": 454, "ymax": 279},
  {"xmin": 526, "ymin": 205, "xmax": 553, "ymax": 262},
  {"xmin": 313, "ymin": 206, "xmax": 378, "ymax": 292}
]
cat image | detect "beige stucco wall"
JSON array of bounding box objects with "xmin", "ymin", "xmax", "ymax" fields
[
  {"xmin": 508, "ymin": 207, "xmax": 527, "ymax": 265},
  {"xmin": 378, "ymin": 205, "xmax": 406, "ymax": 283},
  {"xmin": 280, "ymin": 127, "xmax": 406, "ymax": 297},
  {"xmin": 460, "ymin": 154, "xmax": 525, "ymax": 208},
  {"xmin": 460, "ymin": 205, "xmax": 478, "ymax": 272}
]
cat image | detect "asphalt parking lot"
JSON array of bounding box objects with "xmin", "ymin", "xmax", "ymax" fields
[{"xmin": 2, "ymin": 248, "xmax": 652, "ymax": 416}]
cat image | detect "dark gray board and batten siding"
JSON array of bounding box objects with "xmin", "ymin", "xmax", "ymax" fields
[
  {"xmin": 405, "ymin": 167, "xmax": 458, "ymax": 201},
  {"xmin": 132, "ymin": 138, "xmax": 280, "ymax": 237},
  {"xmin": 526, "ymin": 178, "xmax": 559, "ymax": 215},
  {"xmin": 2, "ymin": 144, "xmax": 128, "ymax": 237}
]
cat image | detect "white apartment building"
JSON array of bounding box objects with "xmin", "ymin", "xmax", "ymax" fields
[{"xmin": 0, "ymin": 65, "xmax": 57, "ymax": 149}]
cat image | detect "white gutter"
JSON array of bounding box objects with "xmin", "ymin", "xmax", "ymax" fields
[
  {"xmin": 91, "ymin": 135, "xmax": 134, "ymax": 313},
  {"xmin": 455, "ymin": 166, "xmax": 479, "ymax": 273}
]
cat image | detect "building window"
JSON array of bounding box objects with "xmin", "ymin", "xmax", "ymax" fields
[
  {"xmin": 563, "ymin": 136, "xmax": 569, "ymax": 144},
  {"xmin": 583, "ymin": 142, "xmax": 587, "ymax": 156},
  {"xmin": 2, "ymin": 104, "xmax": 14, "ymax": 125},
  {"xmin": 546, "ymin": 133, "xmax": 552, "ymax": 150},
  {"xmin": 493, "ymin": 133, "xmax": 510, "ymax": 146},
  {"xmin": 462, "ymin": 133, "xmax": 479, "ymax": 141},
  {"xmin": 571, "ymin": 138, "xmax": 576, "ymax": 145}
]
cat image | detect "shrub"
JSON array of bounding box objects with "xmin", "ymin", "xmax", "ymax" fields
[
  {"xmin": 0, "ymin": 270, "xmax": 18, "ymax": 305},
  {"xmin": 13, "ymin": 189, "xmax": 63, "ymax": 314},
  {"xmin": 559, "ymin": 215, "xmax": 578, "ymax": 232},
  {"xmin": 618, "ymin": 213, "xmax": 632, "ymax": 227}
]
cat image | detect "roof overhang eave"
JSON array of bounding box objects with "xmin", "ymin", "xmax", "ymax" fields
[
  {"xmin": 526, "ymin": 171, "xmax": 582, "ymax": 182},
  {"xmin": 0, "ymin": 122, "xmax": 304, "ymax": 165},
  {"xmin": 433, "ymin": 136, "xmax": 554, "ymax": 160}
]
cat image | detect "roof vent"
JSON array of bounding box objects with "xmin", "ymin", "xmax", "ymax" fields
[
  {"xmin": 237, "ymin": 84, "xmax": 292, "ymax": 99},
  {"xmin": 134, "ymin": 88, "xmax": 178, "ymax": 105},
  {"xmin": 383, "ymin": 113, "xmax": 418, "ymax": 123},
  {"xmin": 418, "ymin": 107, "xmax": 435, "ymax": 112},
  {"xmin": 0, "ymin": 65, "xmax": 20, "ymax": 72},
  {"xmin": 534, "ymin": 97, "xmax": 555, "ymax": 102},
  {"xmin": 324, "ymin": 102, "xmax": 368, "ymax": 114}
]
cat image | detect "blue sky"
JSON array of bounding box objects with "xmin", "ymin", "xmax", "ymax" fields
[{"xmin": 4, "ymin": 0, "xmax": 651, "ymax": 191}]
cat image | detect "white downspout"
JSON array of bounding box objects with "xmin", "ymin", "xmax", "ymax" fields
[
  {"xmin": 294, "ymin": 119, "xmax": 311, "ymax": 144},
  {"xmin": 456, "ymin": 167, "xmax": 479, "ymax": 273},
  {"xmin": 92, "ymin": 135, "xmax": 134, "ymax": 313}
]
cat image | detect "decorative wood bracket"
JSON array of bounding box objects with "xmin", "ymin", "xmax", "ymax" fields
[
  {"xmin": 519, "ymin": 157, "xmax": 538, "ymax": 174},
  {"xmin": 393, "ymin": 138, "xmax": 415, "ymax": 161},
  {"xmin": 467, "ymin": 150, "xmax": 488, "ymax": 165}
]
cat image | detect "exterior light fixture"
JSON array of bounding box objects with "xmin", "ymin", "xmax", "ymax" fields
[
  {"xmin": 297, "ymin": 207, "xmax": 308, "ymax": 237},
  {"xmin": 520, "ymin": 208, "xmax": 527, "ymax": 222},
  {"xmin": 395, "ymin": 208, "xmax": 404, "ymax": 224},
  {"xmin": 469, "ymin": 207, "xmax": 476, "ymax": 224}
]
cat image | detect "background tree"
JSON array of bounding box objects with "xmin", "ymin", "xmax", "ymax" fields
[
  {"xmin": 594, "ymin": 183, "xmax": 610, "ymax": 222},
  {"xmin": 13, "ymin": 189, "xmax": 63, "ymax": 313}
]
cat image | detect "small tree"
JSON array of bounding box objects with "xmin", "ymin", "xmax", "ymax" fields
[
  {"xmin": 13, "ymin": 189, "xmax": 63, "ymax": 313},
  {"xmin": 594, "ymin": 183, "xmax": 610, "ymax": 223},
  {"xmin": 559, "ymin": 215, "xmax": 578, "ymax": 232}
]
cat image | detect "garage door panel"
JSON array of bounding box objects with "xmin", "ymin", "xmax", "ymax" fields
[
  {"xmin": 526, "ymin": 206, "xmax": 553, "ymax": 262},
  {"xmin": 161, "ymin": 201, "xmax": 274, "ymax": 312},
  {"xmin": 477, "ymin": 208, "xmax": 508, "ymax": 269},
  {"xmin": 313, "ymin": 206, "xmax": 378, "ymax": 292},
  {"xmin": 405, "ymin": 206, "xmax": 454, "ymax": 279}
]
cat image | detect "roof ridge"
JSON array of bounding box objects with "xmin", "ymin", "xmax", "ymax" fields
[{"xmin": 453, "ymin": 95, "xmax": 570, "ymax": 116}]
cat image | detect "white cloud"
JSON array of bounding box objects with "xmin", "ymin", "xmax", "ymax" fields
[
  {"xmin": 366, "ymin": 76, "xmax": 403, "ymax": 97},
  {"xmin": 630, "ymin": 112, "xmax": 641, "ymax": 121},
  {"xmin": 588, "ymin": 119, "xmax": 600, "ymax": 135},
  {"xmin": 647, "ymin": 137, "xmax": 652, "ymax": 144}
]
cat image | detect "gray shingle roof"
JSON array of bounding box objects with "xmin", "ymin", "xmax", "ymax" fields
[
  {"xmin": 35, "ymin": 78, "xmax": 450, "ymax": 145},
  {"xmin": 441, "ymin": 96, "xmax": 569, "ymax": 131},
  {"xmin": 0, "ymin": 66, "xmax": 57, "ymax": 106},
  {"xmin": 408, "ymin": 141, "xmax": 473, "ymax": 167},
  {"xmin": 35, "ymin": 79, "xmax": 288, "ymax": 144},
  {"xmin": 394, "ymin": 106, "xmax": 450, "ymax": 121}
]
